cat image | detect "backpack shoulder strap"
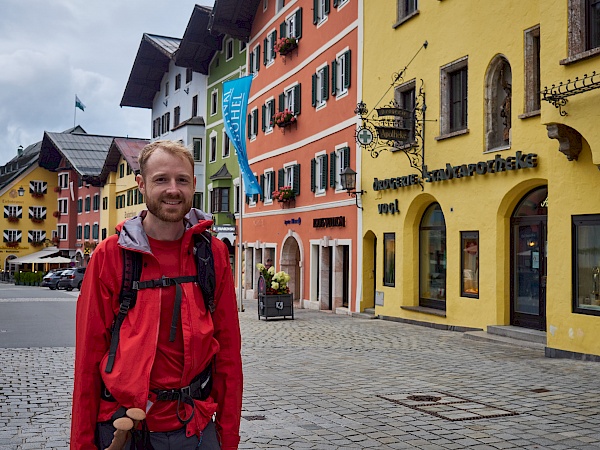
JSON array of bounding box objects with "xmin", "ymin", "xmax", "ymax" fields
[
  {"xmin": 194, "ymin": 231, "xmax": 216, "ymax": 314},
  {"xmin": 105, "ymin": 247, "xmax": 143, "ymax": 373}
]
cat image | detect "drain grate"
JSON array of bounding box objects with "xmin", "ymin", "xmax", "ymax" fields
[
  {"xmin": 378, "ymin": 391, "xmax": 518, "ymax": 422},
  {"xmin": 243, "ymin": 415, "xmax": 266, "ymax": 421}
]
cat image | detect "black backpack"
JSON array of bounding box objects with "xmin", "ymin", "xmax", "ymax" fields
[{"xmin": 105, "ymin": 231, "xmax": 215, "ymax": 374}]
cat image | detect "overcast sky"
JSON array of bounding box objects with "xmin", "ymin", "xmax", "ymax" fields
[{"xmin": 0, "ymin": 0, "xmax": 213, "ymax": 165}]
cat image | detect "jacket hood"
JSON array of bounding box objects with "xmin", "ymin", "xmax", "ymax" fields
[{"xmin": 116, "ymin": 208, "xmax": 213, "ymax": 253}]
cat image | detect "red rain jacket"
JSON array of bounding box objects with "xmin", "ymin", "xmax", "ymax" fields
[{"xmin": 70, "ymin": 210, "xmax": 242, "ymax": 449}]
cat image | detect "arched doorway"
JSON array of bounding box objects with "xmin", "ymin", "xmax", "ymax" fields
[
  {"xmin": 281, "ymin": 236, "xmax": 301, "ymax": 302},
  {"xmin": 511, "ymin": 186, "xmax": 547, "ymax": 330},
  {"xmin": 362, "ymin": 231, "xmax": 377, "ymax": 311}
]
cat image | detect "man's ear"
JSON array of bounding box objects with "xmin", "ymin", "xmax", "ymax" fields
[
  {"xmin": 136, "ymin": 174, "xmax": 145, "ymax": 194},
  {"xmin": 193, "ymin": 175, "xmax": 197, "ymax": 190}
]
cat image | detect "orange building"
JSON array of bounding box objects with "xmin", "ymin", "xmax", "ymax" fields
[{"xmin": 211, "ymin": 0, "xmax": 361, "ymax": 312}]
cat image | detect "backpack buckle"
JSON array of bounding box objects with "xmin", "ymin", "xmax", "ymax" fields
[{"xmin": 159, "ymin": 276, "xmax": 173, "ymax": 287}]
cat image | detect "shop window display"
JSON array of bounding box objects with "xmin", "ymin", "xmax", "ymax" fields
[
  {"xmin": 384, "ymin": 233, "xmax": 395, "ymax": 287},
  {"xmin": 461, "ymin": 231, "xmax": 479, "ymax": 298},
  {"xmin": 573, "ymin": 214, "xmax": 600, "ymax": 315},
  {"xmin": 419, "ymin": 203, "xmax": 446, "ymax": 309}
]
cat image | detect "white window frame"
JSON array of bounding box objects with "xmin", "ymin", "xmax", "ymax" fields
[
  {"xmin": 265, "ymin": 98, "xmax": 275, "ymax": 133},
  {"xmin": 225, "ymin": 38, "xmax": 234, "ymax": 61},
  {"xmin": 334, "ymin": 49, "xmax": 350, "ymax": 98},
  {"xmin": 316, "ymin": 64, "xmax": 328, "ymax": 109},
  {"xmin": 30, "ymin": 180, "xmax": 46, "ymax": 193},
  {"xmin": 315, "ymin": 152, "xmax": 327, "ymax": 195},
  {"xmin": 276, "ymin": 0, "xmax": 285, "ymax": 13},
  {"xmin": 334, "ymin": 145, "xmax": 349, "ymax": 191},
  {"xmin": 210, "ymin": 89, "xmax": 218, "ymax": 116},
  {"xmin": 250, "ymin": 45, "xmax": 261, "ymax": 76},
  {"xmin": 266, "ymin": 31, "xmax": 276, "ymax": 65},
  {"xmin": 58, "ymin": 172, "xmax": 69, "ymax": 189},
  {"xmin": 316, "ymin": 0, "xmax": 328, "ymax": 24},
  {"xmin": 222, "ymin": 130, "xmax": 231, "ymax": 158},
  {"xmin": 193, "ymin": 137, "xmax": 203, "ymax": 162},
  {"xmin": 284, "ymin": 85, "xmax": 296, "ymax": 113},
  {"xmin": 58, "ymin": 198, "xmax": 68, "ymax": 214},
  {"xmin": 283, "ymin": 162, "xmax": 296, "ymax": 187},
  {"xmin": 57, "ymin": 224, "xmax": 67, "ymax": 240},
  {"xmin": 29, "ymin": 206, "xmax": 45, "ymax": 219},
  {"xmin": 5, "ymin": 229, "xmax": 21, "ymax": 242},
  {"xmin": 29, "ymin": 230, "xmax": 45, "ymax": 243},
  {"xmin": 249, "ymin": 107, "xmax": 259, "ymax": 140},
  {"xmin": 5, "ymin": 205, "xmax": 20, "ymax": 217},
  {"xmin": 285, "ymin": 13, "xmax": 297, "ymax": 38},
  {"xmin": 209, "ymin": 133, "xmax": 217, "ymax": 163},
  {"xmin": 263, "ymin": 0, "xmax": 268, "ymax": 11},
  {"xmin": 264, "ymin": 170, "xmax": 274, "ymax": 203},
  {"xmin": 233, "ymin": 178, "xmax": 241, "ymax": 214}
]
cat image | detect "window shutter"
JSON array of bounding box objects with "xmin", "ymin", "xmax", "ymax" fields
[
  {"xmin": 263, "ymin": 38, "xmax": 268, "ymax": 65},
  {"xmin": 294, "ymin": 84, "xmax": 301, "ymax": 115},
  {"xmin": 279, "ymin": 93, "xmax": 285, "ymax": 112},
  {"xmin": 312, "ymin": 74, "xmax": 317, "ymax": 106},
  {"xmin": 270, "ymin": 172, "xmax": 276, "ymax": 195},
  {"xmin": 249, "ymin": 52, "xmax": 254, "ymax": 74},
  {"xmin": 344, "ymin": 50, "xmax": 351, "ymax": 89},
  {"xmin": 324, "ymin": 0, "xmax": 330, "ymax": 14},
  {"xmin": 293, "ymin": 164, "xmax": 300, "ymax": 195},
  {"xmin": 295, "ymin": 8, "xmax": 303, "ymax": 38},
  {"xmin": 329, "ymin": 151, "xmax": 337, "ymax": 187},
  {"xmin": 343, "ymin": 147, "xmax": 350, "ymax": 169},
  {"xmin": 313, "ymin": 0, "xmax": 318, "ymax": 24},
  {"xmin": 247, "ymin": 114, "xmax": 252, "ymax": 138},
  {"xmin": 333, "ymin": 0, "xmax": 338, "ymax": 6},
  {"xmin": 253, "ymin": 193, "xmax": 259, "ymax": 203},
  {"xmin": 322, "ymin": 66, "xmax": 329, "ymax": 101},
  {"xmin": 310, "ymin": 158, "xmax": 316, "ymax": 192},
  {"xmin": 331, "ymin": 58, "xmax": 337, "ymax": 96},
  {"xmin": 269, "ymin": 99, "xmax": 275, "ymax": 125},
  {"xmin": 271, "ymin": 30, "xmax": 277, "ymax": 59},
  {"xmin": 245, "ymin": 194, "xmax": 250, "ymax": 205},
  {"xmin": 260, "ymin": 175, "xmax": 265, "ymax": 202},
  {"xmin": 253, "ymin": 109, "xmax": 259, "ymax": 135},
  {"xmin": 278, "ymin": 168, "xmax": 285, "ymax": 188},
  {"xmin": 256, "ymin": 45, "xmax": 261, "ymax": 72},
  {"xmin": 322, "ymin": 156, "xmax": 328, "ymax": 190},
  {"xmin": 280, "ymin": 21, "xmax": 286, "ymax": 38},
  {"xmin": 262, "ymin": 104, "xmax": 266, "ymax": 131}
]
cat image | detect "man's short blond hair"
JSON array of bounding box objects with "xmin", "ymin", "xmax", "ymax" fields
[{"xmin": 138, "ymin": 140, "xmax": 194, "ymax": 176}]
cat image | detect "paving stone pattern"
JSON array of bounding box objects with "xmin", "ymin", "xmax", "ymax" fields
[{"xmin": 0, "ymin": 301, "xmax": 599, "ymax": 449}]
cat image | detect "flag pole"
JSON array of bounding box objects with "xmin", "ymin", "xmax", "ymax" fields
[
  {"xmin": 74, "ymin": 94, "xmax": 77, "ymax": 127},
  {"xmin": 237, "ymin": 176, "xmax": 244, "ymax": 312}
]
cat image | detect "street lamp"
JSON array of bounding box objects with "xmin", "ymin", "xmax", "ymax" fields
[
  {"xmin": 17, "ymin": 186, "xmax": 25, "ymax": 196},
  {"xmin": 340, "ymin": 167, "xmax": 365, "ymax": 209}
]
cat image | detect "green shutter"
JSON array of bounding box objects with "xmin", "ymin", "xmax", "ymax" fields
[
  {"xmin": 310, "ymin": 158, "xmax": 316, "ymax": 192},
  {"xmin": 247, "ymin": 114, "xmax": 252, "ymax": 138},
  {"xmin": 260, "ymin": 175, "xmax": 265, "ymax": 202},
  {"xmin": 256, "ymin": 45, "xmax": 261, "ymax": 72},
  {"xmin": 271, "ymin": 31, "xmax": 277, "ymax": 59},
  {"xmin": 279, "ymin": 93, "xmax": 285, "ymax": 112},
  {"xmin": 263, "ymin": 38, "xmax": 267, "ymax": 65},
  {"xmin": 271, "ymin": 172, "xmax": 276, "ymax": 195},
  {"xmin": 269, "ymin": 99, "xmax": 275, "ymax": 125},
  {"xmin": 249, "ymin": 52, "xmax": 254, "ymax": 74},
  {"xmin": 329, "ymin": 151, "xmax": 337, "ymax": 187},
  {"xmin": 294, "ymin": 84, "xmax": 301, "ymax": 115},
  {"xmin": 313, "ymin": 0, "xmax": 318, "ymax": 23},
  {"xmin": 253, "ymin": 109, "xmax": 259, "ymax": 135},
  {"xmin": 262, "ymin": 104, "xmax": 266, "ymax": 131},
  {"xmin": 323, "ymin": 66, "xmax": 329, "ymax": 101},
  {"xmin": 333, "ymin": 0, "xmax": 338, "ymax": 6},
  {"xmin": 312, "ymin": 74, "xmax": 317, "ymax": 106},
  {"xmin": 344, "ymin": 50, "xmax": 351, "ymax": 89},
  {"xmin": 296, "ymin": 8, "xmax": 303, "ymax": 38},
  {"xmin": 293, "ymin": 164, "xmax": 300, "ymax": 195},
  {"xmin": 322, "ymin": 156, "xmax": 328, "ymax": 190},
  {"xmin": 324, "ymin": 0, "xmax": 330, "ymax": 14},
  {"xmin": 331, "ymin": 59, "xmax": 337, "ymax": 96},
  {"xmin": 278, "ymin": 169, "xmax": 285, "ymax": 188},
  {"xmin": 280, "ymin": 21, "xmax": 286, "ymax": 37},
  {"xmin": 343, "ymin": 147, "xmax": 350, "ymax": 169}
]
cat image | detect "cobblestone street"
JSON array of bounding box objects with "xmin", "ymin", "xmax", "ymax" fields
[{"xmin": 1, "ymin": 298, "xmax": 599, "ymax": 449}]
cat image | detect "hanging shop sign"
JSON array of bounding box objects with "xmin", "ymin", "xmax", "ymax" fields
[
  {"xmin": 373, "ymin": 151, "xmax": 538, "ymax": 192},
  {"xmin": 313, "ymin": 216, "xmax": 346, "ymax": 228},
  {"xmin": 378, "ymin": 199, "xmax": 400, "ymax": 215},
  {"xmin": 284, "ymin": 217, "xmax": 301, "ymax": 226},
  {"xmin": 213, "ymin": 225, "xmax": 236, "ymax": 233}
]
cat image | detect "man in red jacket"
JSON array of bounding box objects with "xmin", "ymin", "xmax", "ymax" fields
[{"xmin": 71, "ymin": 140, "xmax": 243, "ymax": 449}]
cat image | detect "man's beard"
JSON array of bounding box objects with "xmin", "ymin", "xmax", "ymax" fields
[{"xmin": 146, "ymin": 195, "xmax": 192, "ymax": 223}]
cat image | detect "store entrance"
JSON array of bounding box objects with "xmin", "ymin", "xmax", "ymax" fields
[{"xmin": 510, "ymin": 186, "xmax": 548, "ymax": 331}]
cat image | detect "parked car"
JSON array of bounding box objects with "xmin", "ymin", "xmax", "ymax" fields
[
  {"xmin": 57, "ymin": 267, "xmax": 86, "ymax": 291},
  {"xmin": 41, "ymin": 269, "xmax": 66, "ymax": 290}
]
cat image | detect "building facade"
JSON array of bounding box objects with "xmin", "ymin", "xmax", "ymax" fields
[{"xmin": 362, "ymin": 0, "xmax": 600, "ymax": 359}]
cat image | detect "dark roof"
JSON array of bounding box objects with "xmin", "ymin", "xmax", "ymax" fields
[
  {"xmin": 171, "ymin": 115, "xmax": 205, "ymax": 132},
  {"xmin": 99, "ymin": 137, "xmax": 150, "ymax": 183},
  {"xmin": 0, "ymin": 126, "xmax": 86, "ymax": 192},
  {"xmin": 120, "ymin": 34, "xmax": 182, "ymax": 109},
  {"xmin": 39, "ymin": 132, "xmax": 117, "ymax": 185},
  {"xmin": 208, "ymin": 0, "xmax": 262, "ymax": 42},
  {"xmin": 210, "ymin": 163, "xmax": 232, "ymax": 180},
  {"xmin": 175, "ymin": 5, "xmax": 223, "ymax": 75}
]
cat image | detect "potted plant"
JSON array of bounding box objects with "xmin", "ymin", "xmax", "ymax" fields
[
  {"xmin": 53, "ymin": 186, "xmax": 62, "ymax": 193},
  {"xmin": 7, "ymin": 215, "xmax": 19, "ymax": 223},
  {"xmin": 53, "ymin": 210, "xmax": 61, "ymax": 218},
  {"xmin": 31, "ymin": 190, "xmax": 44, "ymax": 198},
  {"xmin": 30, "ymin": 239, "xmax": 44, "ymax": 247},
  {"xmin": 51, "ymin": 236, "xmax": 60, "ymax": 246},
  {"xmin": 31, "ymin": 216, "xmax": 44, "ymax": 223},
  {"xmin": 274, "ymin": 36, "xmax": 298, "ymax": 56},
  {"xmin": 273, "ymin": 109, "xmax": 297, "ymax": 128},
  {"xmin": 6, "ymin": 240, "xmax": 19, "ymax": 248},
  {"xmin": 272, "ymin": 186, "xmax": 296, "ymax": 203},
  {"xmin": 257, "ymin": 263, "xmax": 294, "ymax": 320}
]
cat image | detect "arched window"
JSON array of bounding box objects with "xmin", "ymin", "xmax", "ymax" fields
[
  {"xmin": 419, "ymin": 203, "xmax": 446, "ymax": 309},
  {"xmin": 485, "ymin": 56, "xmax": 512, "ymax": 151}
]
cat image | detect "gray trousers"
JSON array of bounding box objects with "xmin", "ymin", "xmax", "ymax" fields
[{"xmin": 96, "ymin": 420, "xmax": 220, "ymax": 450}]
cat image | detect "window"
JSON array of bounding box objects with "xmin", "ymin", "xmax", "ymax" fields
[
  {"xmin": 174, "ymin": 106, "xmax": 181, "ymax": 128},
  {"xmin": 58, "ymin": 173, "xmax": 69, "ymax": 189},
  {"xmin": 175, "ymin": 74, "xmax": 181, "ymax": 91},
  {"xmin": 102, "ymin": 197, "xmax": 108, "ymax": 210},
  {"xmin": 262, "ymin": 99, "xmax": 275, "ymax": 132},
  {"xmin": 165, "ymin": 81, "xmax": 169, "ymax": 97},
  {"xmin": 523, "ymin": 25, "xmax": 541, "ymax": 115},
  {"xmin": 565, "ymin": 0, "xmax": 600, "ymax": 62},
  {"xmin": 573, "ymin": 215, "xmax": 600, "ymax": 315},
  {"xmin": 396, "ymin": 0, "xmax": 418, "ymax": 25},
  {"xmin": 186, "ymin": 68, "xmax": 193, "ymax": 84},
  {"xmin": 30, "ymin": 180, "xmax": 47, "ymax": 194},
  {"xmin": 4, "ymin": 205, "xmax": 22, "ymax": 218},
  {"xmin": 262, "ymin": 171, "xmax": 275, "ymax": 202},
  {"xmin": 223, "ymin": 132, "xmax": 231, "ymax": 158},
  {"xmin": 226, "ymin": 38, "xmax": 234, "ymax": 60},
  {"xmin": 153, "ymin": 118, "xmax": 161, "ymax": 138},
  {"xmin": 84, "ymin": 224, "xmax": 90, "ymax": 240},
  {"xmin": 102, "ymin": 228, "xmax": 107, "ymax": 240},
  {"xmin": 239, "ymin": 40, "xmax": 246, "ymax": 52},
  {"xmin": 57, "ymin": 224, "xmax": 67, "ymax": 240},
  {"xmin": 92, "ymin": 223, "xmax": 99, "ymax": 240},
  {"xmin": 312, "ymin": 65, "xmax": 329, "ymax": 108},
  {"xmin": 193, "ymin": 192, "xmax": 203, "ymax": 210},
  {"xmin": 249, "ymin": 45, "xmax": 261, "ymax": 75},
  {"xmin": 77, "ymin": 198, "xmax": 82, "ymax": 214},
  {"xmin": 264, "ymin": 30, "xmax": 277, "ymax": 65},
  {"xmin": 210, "ymin": 90, "xmax": 218, "ymax": 116},
  {"xmin": 263, "ymin": 0, "xmax": 268, "ymax": 11},
  {"xmin": 279, "ymin": 163, "xmax": 300, "ymax": 196},
  {"xmin": 210, "ymin": 136, "xmax": 217, "ymax": 162},
  {"xmin": 161, "ymin": 112, "xmax": 170, "ymax": 134},
  {"xmin": 276, "ymin": 0, "xmax": 285, "ymax": 12},
  {"xmin": 234, "ymin": 183, "xmax": 241, "ymax": 213},
  {"xmin": 485, "ymin": 56, "xmax": 512, "ymax": 151},
  {"xmin": 330, "ymin": 146, "xmax": 350, "ymax": 190},
  {"xmin": 281, "ymin": 8, "xmax": 303, "ymax": 39},
  {"xmin": 28, "ymin": 206, "xmax": 46, "ymax": 220},
  {"xmin": 93, "ymin": 194, "xmax": 100, "ymax": 211},
  {"xmin": 248, "ymin": 108, "xmax": 259, "ymax": 139},
  {"xmin": 3, "ymin": 229, "xmax": 21, "ymax": 243},
  {"xmin": 76, "ymin": 224, "xmax": 82, "ymax": 240},
  {"xmin": 58, "ymin": 198, "xmax": 68, "ymax": 214},
  {"xmin": 313, "ymin": 0, "xmax": 330, "ymax": 24},
  {"xmin": 127, "ymin": 165, "xmax": 132, "ymax": 176},
  {"xmin": 310, "ymin": 154, "xmax": 328, "ymax": 194},
  {"xmin": 384, "ymin": 233, "xmax": 396, "ymax": 287},
  {"xmin": 211, "ymin": 188, "xmax": 230, "ymax": 213},
  {"xmin": 84, "ymin": 196, "xmax": 91, "ymax": 212},
  {"xmin": 334, "ymin": 0, "xmax": 349, "ymax": 7},
  {"xmin": 419, "ymin": 203, "xmax": 446, "ymax": 309},
  {"xmin": 461, "ymin": 231, "xmax": 479, "ymax": 298},
  {"xmin": 439, "ymin": 57, "xmax": 468, "ymax": 137},
  {"xmin": 28, "ymin": 230, "xmax": 45, "ymax": 244},
  {"xmin": 332, "ymin": 50, "xmax": 351, "ymax": 97},
  {"xmin": 394, "ymin": 80, "xmax": 416, "ymax": 145},
  {"xmin": 280, "ymin": 84, "xmax": 301, "ymax": 116},
  {"xmin": 192, "ymin": 95, "xmax": 198, "ymax": 118},
  {"xmin": 193, "ymin": 138, "xmax": 203, "ymax": 162}
]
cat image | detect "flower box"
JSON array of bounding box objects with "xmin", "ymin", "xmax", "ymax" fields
[
  {"xmin": 273, "ymin": 109, "xmax": 297, "ymax": 128},
  {"xmin": 272, "ymin": 186, "xmax": 296, "ymax": 203},
  {"xmin": 53, "ymin": 211, "xmax": 61, "ymax": 218},
  {"xmin": 274, "ymin": 37, "xmax": 298, "ymax": 56},
  {"xmin": 31, "ymin": 191, "xmax": 44, "ymax": 198},
  {"xmin": 30, "ymin": 240, "xmax": 44, "ymax": 247},
  {"xmin": 53, "ymin": 186, "xmax": 62, "ymax": 193},
  {"xmin": 31, "ymin": 217, "xmax": 44, "ymax": 223},
  {"xmin": 5, "ymin": 241, "xmax": 19, "ymax": 248},
  {"xmin": 258, "ymin": 294, "xmax": 294, "ymax": 320},
  {"xmin": 7, "ymin": 215, "xmax": 19, "ymax": 223}
]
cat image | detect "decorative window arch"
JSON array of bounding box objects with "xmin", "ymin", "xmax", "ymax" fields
[{"xmin": 485, "ymin": 55, "xmax": 512, "ymax": 152}]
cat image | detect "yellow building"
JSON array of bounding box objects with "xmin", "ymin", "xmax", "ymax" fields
[
  {"xmin": 361, "ymin": 0, "xmax": 600, "ymax": 359},
  {"xmin": 99, "ymin": 138, "xmax": 148, "ymax": 240},
  {"xmin": 0, "ymin": 145, "xmax": 58, "ymax": 276}
]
